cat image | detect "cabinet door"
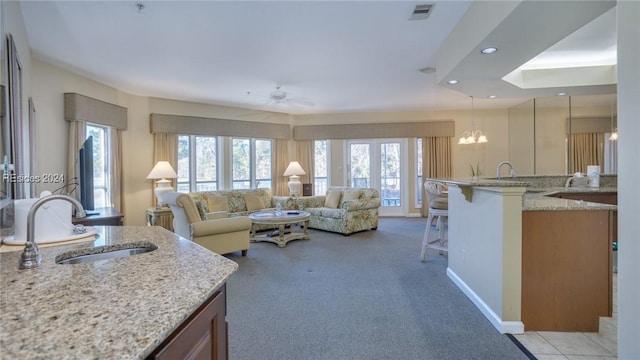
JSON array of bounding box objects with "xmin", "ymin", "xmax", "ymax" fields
[
  {"xmin": 522, "ymin": 211, "xmax": 611, "ymax": 331},
  {"xmin": 150, "ymin": 284, "xmax": 228, "ymax": 360}
]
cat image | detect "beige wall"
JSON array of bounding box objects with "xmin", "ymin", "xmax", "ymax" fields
[
  {"xmin": 534, "ymin": 105, "xmax": 568, "ymax": 174},
  {"xmin": 31, "ymin": 60, "xmax": 152, "ymax": 225}
]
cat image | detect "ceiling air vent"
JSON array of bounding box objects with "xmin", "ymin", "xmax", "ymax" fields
[{"xmin": 409, "ymin": 4, "xmax": 433, "ymax": 21}]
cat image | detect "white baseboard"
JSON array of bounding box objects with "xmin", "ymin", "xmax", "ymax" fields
[
  {"xmin": 447, "ymin": 268, "xmax": 524, "ymax": 334},
  {"xmin": 406, "ymin": 213, "xmax": 422, "ymax": 218}
]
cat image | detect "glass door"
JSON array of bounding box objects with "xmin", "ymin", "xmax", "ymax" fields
[{"xmin": 347, "ymin": 139, "xmax": 406, "ymax": 216}]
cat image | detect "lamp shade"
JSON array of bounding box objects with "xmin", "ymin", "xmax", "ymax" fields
[
  {"xmin": 146, "ymin": 161, "xmax": 177, "ymax": 180},
  {"xmin": 283, "ymin": 161, "xmax": 306, "ymax": 197},
  {"xmin": 283, "ymin": 161, "xmax": 306, "ymax": 177}
]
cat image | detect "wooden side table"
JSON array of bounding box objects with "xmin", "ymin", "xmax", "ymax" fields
[
  {"xmin": 72, "ymin": 207, "xmax": 124, "ymax": 226},
  {"xmin": 146, "ymin": 207, "xmax": 173, "ymax": 232}
]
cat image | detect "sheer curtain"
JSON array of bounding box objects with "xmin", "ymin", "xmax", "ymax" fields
[
  {"xmin": 571, "ymin": 133, "xmax": 603, "ymax": 173},
  {"xmin": 421, "ymin": 136, "xmax": 452, "ymax": 216},
  {"xmin": 110, "ymin": 128, "xmax": 123, "ymax": 211},
  {"xmin": 151, "ymin": 133, "xmax": 178, "ymax": 205},
  {"xmin": 274, "ymin": 139, "xmax": 290, "ymax": 196},
  {"xmin": 295, "ymin": 140, "xmax": 315, "ymax": 186},
  {"xmin": 67, "ymin": 120, "xmax": 86, "ymax": 201}
]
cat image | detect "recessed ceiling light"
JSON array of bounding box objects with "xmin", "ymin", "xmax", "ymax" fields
[
  {"xmin": 447, "ymin": 80, "xmax": 459, "ymax": 85},
  {"xmin": 557, "ymin": 92, "xmax": 567, "ymax": 96},
  {"xmin": 481, "ymin": 47, "xmax": 498, "ymax": 54},
  {"xmin": 488, "ymin": 95, "xmax": 497, "ymax": 99}
]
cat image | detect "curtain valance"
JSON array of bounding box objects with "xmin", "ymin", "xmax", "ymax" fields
[
  {"xmin": 293, "ymin": 121, "xmax": 454, "ymax": 140},
  {"xmin": 570, "ymin": 117, "xmax": 614, "ymax": 134},
  {"xmin": 64, "ymin": 93, "xmax": 128, "ymax": 130},
  {"xmin": 150, "ymin": 113, "xmax": 290, "ymax": 139}
]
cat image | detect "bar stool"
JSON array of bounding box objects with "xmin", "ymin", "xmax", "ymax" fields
[{"xmin": 420, "ymin": 181, "xmax": 448, "ymax": 261}]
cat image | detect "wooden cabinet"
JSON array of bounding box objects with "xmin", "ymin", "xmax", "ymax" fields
[
  {"xmin": 549, "ymin": 192, "xmax": 618, "ymax": 243},
  {"xmin": 72, "ymin": 207, "xmax": 124, "ymax": 226},
  {"xmin": 147, "ymin": 284, "xmax": 228, "ymax": 360},
  {"xmin": 522, "ymin": 210, "xmax": 613, "ymax": 332}
]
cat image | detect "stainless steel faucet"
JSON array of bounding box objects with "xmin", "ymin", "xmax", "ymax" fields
[
  {"xmin": 19, "ymin": 194, "xmax": 86, "ymax": 269},
  {"xmin": 496, "ymin": 161, "xmax": 516, "ymax": 180}
]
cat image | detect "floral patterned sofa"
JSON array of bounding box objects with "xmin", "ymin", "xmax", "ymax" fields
[
  {"xmin": 189, "ymin": 188, "xmax": 279, "ymax": 231},
  {"xmin": 278, "ymin": 187, "xmax": 380, "ymax": 235},
  {"xmin": 189, "ymin": 187, "xmax": 380, "ymax": 236}
]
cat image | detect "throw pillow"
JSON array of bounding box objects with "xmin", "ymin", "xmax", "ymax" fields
[
  {"xmin": 206, "ymin": 195, "xmax": 229, "ymax": 213},
  {"xmin": 193, "ymin": 199, "xmax": 207, "ymax": 220},
  {"xmin": 324, "ymin": 189, "xmax": 342, "ymax": 208},
  {"xmin": 244, "ymin": 194, "xmax": 266, "ymax": 212},
  {"xmin": 341, "ymin": 189, "xmax": 362, "ymax": 204}
]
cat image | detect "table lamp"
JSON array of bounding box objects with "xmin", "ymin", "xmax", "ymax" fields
[
  {"xmin": 283, "ymin": 161, "xmax": 306, "ymax": 197},
  {"xmin": 146, "ymin": 161, "xmax": 178, "ymax": 208}
]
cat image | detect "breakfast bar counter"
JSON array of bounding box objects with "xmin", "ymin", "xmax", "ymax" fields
[
  {"xmin": 427, "ymin": 177, "xmax": 617, "ymax": 333},
  {"xmin": 0, "ymin": 226, "xmax": 238, "ymax": 359}
]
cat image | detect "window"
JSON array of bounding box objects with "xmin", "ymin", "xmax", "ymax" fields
[
  {"xmin": 178, "ymin": 136, "xmax": 272, "ymax": 192},
  {"xmin": 86, "ymin": 124, "xmax": 110, "ymax": 207},
  {"xmin": 380, "ymin": 142, "xmax": 401, "ymax": 206},
  {"xmin": 314, "ymin": 140, "xmax": 328, "ymax": 195},
  {"xmin": 232, "ymin": 138, "xmax": 272, "ymax": 189},
  {"xmin": 177, "ymin": 135, "xmax": 191, "ymax": 193},
  {"xmin": 196, "ymin": 137, "xmax": 218, "ymax": 191},
  {"xmin": 416, "ymin": 138, "xmax": 423, "ymax": 207},
  {"xmin": 177, "ymin": 135, "xmax": 219, "ymax": 192}
]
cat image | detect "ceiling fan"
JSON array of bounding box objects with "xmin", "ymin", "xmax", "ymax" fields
[{"xmin": 246, "ymin": 86, "xmax": 315, "ymax": 107}]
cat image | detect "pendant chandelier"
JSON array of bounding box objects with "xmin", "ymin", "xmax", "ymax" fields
[{"xmin": 458, "ymin": 96, "xmax": 488, "ymax": 144}]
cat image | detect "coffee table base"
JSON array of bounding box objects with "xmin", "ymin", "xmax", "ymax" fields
[{"xmin": 251, "ymin": 222, "xmax": 309, "ymax": 248}]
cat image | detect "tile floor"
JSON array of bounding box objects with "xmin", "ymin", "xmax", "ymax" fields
[{"xmin": 514, "ymin": 275, "xmax": 618, "ymax": 360}]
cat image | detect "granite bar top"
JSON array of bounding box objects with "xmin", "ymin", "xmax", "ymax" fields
[
  {"xmin": 427, "ymin": 177, "xmax": 617, "ymax": 211},
  {"xmin": 426, "ymin": 177, "xmax": 530, "ymax": 187},
  {"xmin": 0, "ymin": 226, "xmax": 238, "ymax": 359},
  {"xmin": 523, "ymin": 187, "xmax": 617, "ymax": 211}
]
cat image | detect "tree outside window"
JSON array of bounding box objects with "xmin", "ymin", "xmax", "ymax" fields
[{"xmin": 86, "ymin": 124, "xmax": 110, "ymax": 207}]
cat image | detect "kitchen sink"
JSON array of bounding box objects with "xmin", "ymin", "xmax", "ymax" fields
[{"xmin": 56, "ymin": 242, "xmax": 158, "ymax": 265}]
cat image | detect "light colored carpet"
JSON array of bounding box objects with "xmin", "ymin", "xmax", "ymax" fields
[{"xmin": 224, "ymin": 217, "xmax": 528, "ymax": 360}]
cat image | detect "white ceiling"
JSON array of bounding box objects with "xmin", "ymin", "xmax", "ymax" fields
[{"xmin": 19, "ymin": 0, "xmax": 617, "ymax": 114}]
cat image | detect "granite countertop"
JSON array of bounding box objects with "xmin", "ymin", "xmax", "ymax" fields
[
  {"xmin": 523, "ymin": 187, "xmax": 618, "ymax": 211},
  {"xmin": 0, "ymin": 226, "xmax": 238, "ymax": 359},
  {"xmin": 426, "ymin": 177, "xmax": 530, "ymax": 187},
  {"xmin": 427, "ymin": 177, "xmax": 617, "ymax": 211}
]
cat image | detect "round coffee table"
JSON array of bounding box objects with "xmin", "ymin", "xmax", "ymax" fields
[{"xmin": 248, "ymin": 210, "xmax": 311, "ymax": 248}]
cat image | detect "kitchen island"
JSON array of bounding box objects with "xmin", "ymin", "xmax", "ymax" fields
[
  {"xmin": 427, "ymin": 177, "xmax": 617, "ymax": 334},
  {"xmin": 0, "ymin": 226, "xmax": 238, "ymax": 359}
]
